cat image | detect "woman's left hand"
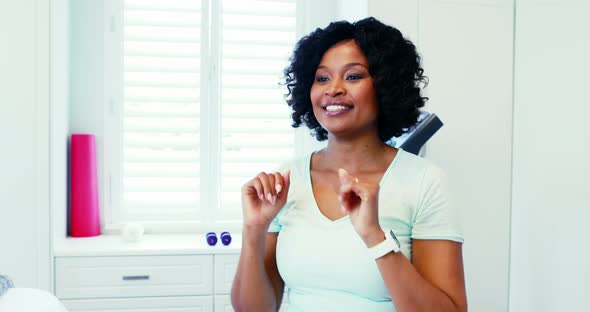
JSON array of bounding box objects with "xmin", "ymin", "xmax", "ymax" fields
[{"xmin": 338, "ymin": 168, "xmax": 384, "ymax": 246}]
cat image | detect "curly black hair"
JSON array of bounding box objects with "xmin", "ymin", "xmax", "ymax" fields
[{"xmin": 284, "ymin": 17, "xmax": 428, "ymax": 142}]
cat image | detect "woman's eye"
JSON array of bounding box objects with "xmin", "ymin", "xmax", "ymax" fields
[
  {"xmin": 315, "ymin": 76, "xmax": 329, "ymax": 82},
  {"xmin": 346, "ymin": 74, "xmax": 362, "ymax": 80}
]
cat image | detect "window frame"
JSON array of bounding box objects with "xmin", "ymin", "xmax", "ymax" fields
[{"xmin": 102, "ymin": 0, "xmax": 315, "ymax": 234}]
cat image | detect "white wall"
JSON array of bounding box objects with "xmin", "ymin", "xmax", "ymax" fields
[
  {"xmin": 369, "ymin": 1, "xmax": 418, "ymax": 41},
  {"xmin": 0, "ymin": 0, "xmax": 51, "ymax": 289},
  {"xmin": 510, "ymin": 0, "xmax": 590, "ymax": 310},
  {"xmin": 337, "ymin": 0, "xmax": 368, "ymax": 22},
  {"xmin": 369, "ymin": 1, "xmax": 514, "ymax": 311},
  {"xmin": 419, "ymin": 1, "xmax": 514, "ymax": 311},
  {"xmin": 66, "ymin": 0, "xmax": 107, "ymax": 235},
  {"xmin": 69, "ymin": 0, "xmax": 105, "ymax": 165},
  {"xmin": 51, "ymin": 0, "xmax": 70, "ymax": 248}
]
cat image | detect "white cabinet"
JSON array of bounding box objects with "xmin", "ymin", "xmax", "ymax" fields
[
  {"xmin": 212, "ymin": 254, "xmax": 289, "ymax": 311},
  {"xmin": 54, "ymin": 252, "xmax": 294, "ymax": 311},
  {"xmin": 62, "ymin": 296, "xmax": 213, "ymax": 312},
  {"xmin": 213, "ymin": 255, "xmax": 239, "ymax": 295},
  {"xmin": 214, "ymin": 295, "xmax": 234, "ymax": 312},
  {"xmin": 55, "ymin": 254, "xmax": 239, "ymax": 312},
  {"xmin": 214, "ymin": 295, "xmax": 289, "ymax": 312},
  {"xmin": 56, "ymin": 255, "xmax": 213, "ymax": 299}
]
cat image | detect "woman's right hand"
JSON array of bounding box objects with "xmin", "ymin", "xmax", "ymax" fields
[{"xmin": 241, "ymin": 171, "xmax": 290, "ymax": 230}]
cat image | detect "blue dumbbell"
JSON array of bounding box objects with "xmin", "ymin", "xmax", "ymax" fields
[
  {"xmin": 221, "ymin": 232, "xmax": 232, "ymax": 246},
  {"xmin": 206, "ymin": 232, "xmax": 218, "ymax": 246}
]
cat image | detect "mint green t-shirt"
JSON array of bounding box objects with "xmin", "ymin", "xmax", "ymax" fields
[{"xmin": 268, "ymin": 149, "xmax": 463, "ymax": 312}]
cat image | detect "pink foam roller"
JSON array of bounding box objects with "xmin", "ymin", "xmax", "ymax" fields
[{"xmin": 70, "ymin": 134, "xmax": 101, "ymax": 237}]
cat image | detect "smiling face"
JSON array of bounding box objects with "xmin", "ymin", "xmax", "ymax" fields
[{"xmin": 310, "ymin": 39, "xmax": 379, "ymax": 140}]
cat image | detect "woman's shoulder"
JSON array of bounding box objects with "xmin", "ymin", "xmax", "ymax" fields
[
  {"xmin": 272, "ymin": 152, "xmax": 312, "ymax": 181},
  {"xmin": 393, "ymin": 149, "xmax": 447, "ymax": 183},
  {"xmin": 276, "ymin": 153, "xmax": 308, "ymax": 169}
]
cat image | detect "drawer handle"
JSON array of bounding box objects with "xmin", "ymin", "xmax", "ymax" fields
[{"xmin": 122, "ymin": 275, "xmax": 150, "ymax": 281}]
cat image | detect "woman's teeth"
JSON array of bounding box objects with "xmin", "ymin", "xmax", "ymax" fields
[{"xmin": 325, "ymin": 105, "xmax": 350, "ymax": 111}]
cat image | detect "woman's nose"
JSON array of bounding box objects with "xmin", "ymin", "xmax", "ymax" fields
[{"xmin": 325, "ymin": 79, "xmax": 345, "ymax": 97}]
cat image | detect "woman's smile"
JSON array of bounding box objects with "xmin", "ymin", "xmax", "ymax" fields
[{"xmin": 322, "ymin": 100, "xmax": 354, "ymax": 116}]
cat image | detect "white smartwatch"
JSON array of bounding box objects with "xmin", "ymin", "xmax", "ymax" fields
[{"xmin": 367, "ymin": 230, "xmax": 401, "ymax": 260}]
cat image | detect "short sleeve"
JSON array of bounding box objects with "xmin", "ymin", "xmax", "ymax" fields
[
  {"xmin": 267, "ymin": 203, "xmax": 290, "ymax": 233},
  {"xmin": 267, "ymin": 160, "xmax": 295, "ymax": 233},
  {"xmin": 268, "ymin": 219, "xmax": 281, "ymax": 232},
  {"xmin": 411, "ymin": 165, "xmax": 464, "ymax": 243}
]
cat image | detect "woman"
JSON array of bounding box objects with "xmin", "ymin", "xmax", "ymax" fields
[{"xmin": 231, "ymin": 17, "xmax": 467, "ymax": 312}]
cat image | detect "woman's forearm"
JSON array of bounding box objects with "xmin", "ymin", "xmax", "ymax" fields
[
  {"xmin": 360, "ymin": 230, "xmax": 465, "ymax": 312},
  {"xmin": 375, "ymin": 251, "xmax": 464, "ymax": 312},
  {"xmin": 231, "ymin": 228, "xmax": 279, "ymax": 312}
]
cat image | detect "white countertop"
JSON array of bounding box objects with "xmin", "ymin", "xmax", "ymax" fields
[{"xmin": 54, "ymin": 234, "xmax": 242, "ymax": 257}]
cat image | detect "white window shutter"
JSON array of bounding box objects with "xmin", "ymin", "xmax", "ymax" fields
[
  {"xmin": 122, "ymin": 0, "xmax": 202, "ymax": 221},
  {"xmin": 118, "ymin": 0, "xmax": 298, "ymax": 227},
  {"xmin": 219, "ymin": 0, "xmax": 297, "ymax": 221}
]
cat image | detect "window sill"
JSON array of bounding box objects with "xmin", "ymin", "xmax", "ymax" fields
[{"xmin": 53, "ymin": 234, "xmax": 242, "ymax": 257}]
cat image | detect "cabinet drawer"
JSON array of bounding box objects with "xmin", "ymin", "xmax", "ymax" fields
[
  {"xmin": 61, "ymin": 295, "xmax": 213, "ymax": 312},
  {"xmin": 56, "ymin": 255, "xmax": 213, "ymax": 299},
  {"xmin": 214, "ymin": 254, "xmax": 239, "ymax": 294},
  {"xmin": 214, "ymin": 295, "xmax": 234, "ymax": 312},
  {"xmin": 214, "ymin": 295, "xmax": 288, "ymax": 312}
]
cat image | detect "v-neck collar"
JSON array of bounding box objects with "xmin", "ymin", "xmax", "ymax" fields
[{"xmin": 305, "ymin": 149, "xmax": 404, "ymax": 224}]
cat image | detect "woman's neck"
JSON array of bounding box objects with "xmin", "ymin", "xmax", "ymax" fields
[{"xmin": 315, "ymin": 132, "xmax": 395, "ymax": 174}]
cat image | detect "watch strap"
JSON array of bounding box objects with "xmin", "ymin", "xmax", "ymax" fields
[{"xmin": 367, "ymin": 230, "xmax": 401, "ymax": 260}]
